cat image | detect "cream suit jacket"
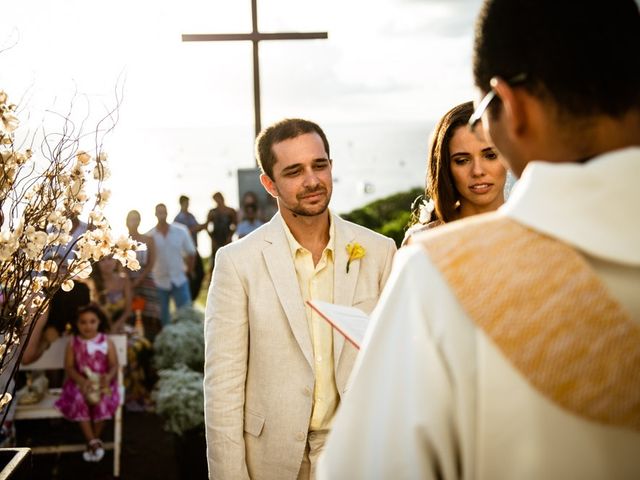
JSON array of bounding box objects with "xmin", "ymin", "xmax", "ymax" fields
[{"xmin": 204, "ymin": 212, "xmax": 396, "ymax": 480}]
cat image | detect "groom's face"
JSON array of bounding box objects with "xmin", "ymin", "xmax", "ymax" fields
[{"xmin": 262, "ymin": 132, "xmax": 333, "ymax": 218}]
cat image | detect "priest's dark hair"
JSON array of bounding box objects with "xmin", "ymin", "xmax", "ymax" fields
[
  {"xmin": 255, "ymin": 118, "xmax": 330, "ymax": 180},
  {"xmin": 473, "ymin": 0, "xmax": 640, "ymax": 119}
]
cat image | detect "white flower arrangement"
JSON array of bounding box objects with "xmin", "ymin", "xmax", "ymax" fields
[
  {"xmin": 152, "ymin": 306, "xmax": 205, "ymax": 435},
  {"xmin": 0, "ymin": 88, "xmax": 140, "ymax": 412},
  {"xmin": 152, "ymin": 364, "xmax": 204, "ymax": 436},
  {"xmin": 153, "ymin": 307, "xmax": 204, "ymax": 372}
]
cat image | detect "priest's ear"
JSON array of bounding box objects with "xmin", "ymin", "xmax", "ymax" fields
[
  {"xmin": 491, "ymin": 76, "xmax": 539, "ymax": 140},
  {"xmin": 260, "ymin": 173, "xmax": 278, "ymax": 198}
]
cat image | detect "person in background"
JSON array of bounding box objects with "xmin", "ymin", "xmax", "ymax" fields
[
  {"xmin": 174, "ymin": 195, "xmax": 207, "ymax": 300},
  {"xmin": 125, "ymin": 210, "xmax": 162, "ymax": 340},
  {"xmin": 147, "ymin": 203, "xmax": 196, "ymax": 326},
  {"xmin": 90, "ymin": 256, "xmax": 132, "ymax": 334},
  {"xmin": 44, "ymin": 215, "xmax": 91, "ymax": 337},
  {"xmin": 55, "ymin": 304, "xmax": 119, "ymax": 463},
  {"xmin": 92, "ymin": 253, "xmax": 155, "ymax": 410},
  {"xmin": 23, "ymin": 215, "xmax": 91, "ymax": 364},
  {"xmin": 318, "ymin": 0, "xmax": 640, "ymax": 478},
  {"xmin": 235, "ymin": 193, "xmax": 264, "ymax": 239},
  {"xmin": 404, "ymin": 101, "xmax": 506, "ymax": 244},
  {"xmin": 206, "ymin": 192, "xmax": 237, "ymax": 274}
]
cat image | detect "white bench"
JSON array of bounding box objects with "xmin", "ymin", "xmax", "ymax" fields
[{"xmin": 15, "ymin": 334, "xmax": 127, "ymax": 477}]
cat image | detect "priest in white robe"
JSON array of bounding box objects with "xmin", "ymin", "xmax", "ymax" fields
[{"xmin": 318, "ymin": 0, "xmax": 640, "ymax": 478}]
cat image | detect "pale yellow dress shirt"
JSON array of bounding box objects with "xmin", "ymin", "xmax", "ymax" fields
[{"xmin": 282, "ymin": 216, "xmax": 339, "ymax": 432}]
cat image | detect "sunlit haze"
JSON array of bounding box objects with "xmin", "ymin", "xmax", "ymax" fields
[{"xmin": 3, "ymin": 0, "xmax": 482, "ymax": 253}]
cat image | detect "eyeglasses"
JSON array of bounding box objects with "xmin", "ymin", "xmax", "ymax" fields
[{"xmin": 468, "ymin": 73, "xmax": 527, "ymax": 134}]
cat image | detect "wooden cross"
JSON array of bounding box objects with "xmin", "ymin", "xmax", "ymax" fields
[{"xmin": 182, "ymin": 0, "xmax": 328, "ymax": 138}]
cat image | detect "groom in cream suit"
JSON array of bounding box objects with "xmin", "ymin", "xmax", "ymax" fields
[{"xmin": 204, "ymin": 118, "xmax": 396, "ymax": 479}]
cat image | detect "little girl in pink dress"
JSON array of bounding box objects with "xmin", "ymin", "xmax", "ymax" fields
[{"xmin": 55, "ymin": 304, "xmax": 120, "ymax": 462}]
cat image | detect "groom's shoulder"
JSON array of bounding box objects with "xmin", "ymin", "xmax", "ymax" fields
[{"xmin": 220, "ymin": 223, "xmax": 269, "ymax": 257}]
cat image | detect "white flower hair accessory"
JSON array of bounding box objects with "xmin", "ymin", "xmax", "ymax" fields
[{"xmin": 418, "ymin": 198, "xmax": 435, "ymax": 224}]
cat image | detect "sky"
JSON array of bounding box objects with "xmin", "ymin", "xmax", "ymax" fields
[{"xmin": 2, "ymin": 0, "xmax": 483, "ymax": 240}]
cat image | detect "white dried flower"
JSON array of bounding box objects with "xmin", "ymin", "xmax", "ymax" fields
[
  {"xmin": 89, "ymin": 210, "xmax": 104, "ymax": 223},
  {"xmin": 61, "ymin": 279, "xmax": 75, "ymax": 292},
  {"xmin": 69, "ymin": 178, "xmax": 83, "ymax": 197},
  {"xmin": 47, "ymin": 211, "xmax": 61, "ymax": 224},
  {"xmin": 115, "ymin": 234, "xmax": 135, "ymax": 251},
  {"xmin": 1, "ymin": 111, "xmax": 18, "ymax": 134},
  {"xmin": 42, "ymin": 259, "xmax": 58, "ymax": 273},
  {"xmin": 31, "ymin": 276, "xmax": 49, "ymax": 291},
  {"xmin": 31, "ymin": 295, "xmax": 44, "ymax": 308},
  {"xmin": 127, "ymin": 257, "xmax": 141, "ymax": 271},
  {"xmin": 62, "ymin": 219, "xmax": 73, "ymax": 234},
  {"xmin": 0, "ymin": 393, "xmax": 12, "ymax": 411},
  {"xmin": 93, "ymin": 163, "xmax": 111, "ymax": 180},
  {"xmin": 76, "ymin": 151, "xmax": 91, "ymax": 165},
  {"xmin": 69, "ymin": 260, "xmax": 92, "ymax": 279},
  {"xmin": 99, "ymin": 189, "xmax": 111, "ymax": 202},
  {"xmin": 76, "ymin": 190, "xmax": 88, "ymax": 202}
]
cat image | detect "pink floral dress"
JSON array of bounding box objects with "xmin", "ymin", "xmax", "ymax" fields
[{"xmin": 55, "ymin": 334, "xmax": 120, "ymax": 421}]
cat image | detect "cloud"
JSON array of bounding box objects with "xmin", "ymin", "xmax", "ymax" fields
[{"xmin": 379, "ymin": 0, "xmax": 481, "ymax": 39}]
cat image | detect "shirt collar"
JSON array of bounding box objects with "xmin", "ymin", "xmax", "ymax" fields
[
  {"xmin": 281, "ymin": 212, "xmax": 335, "ymax": 258},
  {"xmin": 501, "ymin": 147, "xmax": 640, "ymax": 265}
]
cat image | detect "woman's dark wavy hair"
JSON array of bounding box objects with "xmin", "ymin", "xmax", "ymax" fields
[
  {"xmin": 72, "ymin": 302, "xmax": 109, "ymax": 335},
  {"xmin": 473, "ymin": 0, "xmax": 640, "ymax": 119},
  {"xmin": 424, "ymin": 101, "xmax": 474, "ymax": 224}
]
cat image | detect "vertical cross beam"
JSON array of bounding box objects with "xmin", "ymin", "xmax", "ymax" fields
[{"xmin": 182, "ymin": 0, "xmax": 328, "ymax": 138}]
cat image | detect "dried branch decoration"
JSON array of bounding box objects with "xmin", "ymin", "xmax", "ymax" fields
[{"xmin": 0, "ymin": 88, "xmax": 141, "ymax": 413}]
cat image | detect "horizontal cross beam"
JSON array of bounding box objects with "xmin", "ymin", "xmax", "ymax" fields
[{"xmin": 182, "ymin": 32, "xmax": 328, "ymax": 42}]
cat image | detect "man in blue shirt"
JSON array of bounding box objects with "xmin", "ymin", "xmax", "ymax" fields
[{"xmin": 174, "ymin": 195, "xmax": 206, "ymax": 299}]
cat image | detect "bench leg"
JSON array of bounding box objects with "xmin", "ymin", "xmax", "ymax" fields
[{"xmin": 114, "ymin": 404, "xmax": 122, "ymax": 477}]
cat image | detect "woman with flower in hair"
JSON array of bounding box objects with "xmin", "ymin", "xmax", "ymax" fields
[
  {"xmin": 91, "ymin": 256, "xmax": 153, "ymax": 410},
  {"xmin": 125, "ymin": 210, "xmax": 161, "ymax": 340},
  {"xmin": 404, "ymin": 101, "xmax": 507, "ymax": 244}
]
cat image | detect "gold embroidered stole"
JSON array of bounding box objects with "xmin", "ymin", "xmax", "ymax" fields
[{"xmin": 416, "ymin": 214, "xmax": 640, "ymax": 431}]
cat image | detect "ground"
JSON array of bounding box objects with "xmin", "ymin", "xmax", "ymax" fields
[{"xmin": 16, "ymin": 409, "xmax": 207, "ymax": 479}]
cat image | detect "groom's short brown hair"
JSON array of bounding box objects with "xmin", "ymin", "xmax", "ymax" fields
[{"xmin": 255, "ymin": 118, "xmax": 330, "ymax": 180}]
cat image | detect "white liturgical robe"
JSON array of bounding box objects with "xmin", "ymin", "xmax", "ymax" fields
[{"xmin": 318, "ymin": 147, "xmax": 640, "ymax": 480}]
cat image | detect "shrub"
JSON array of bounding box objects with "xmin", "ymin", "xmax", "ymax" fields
[
  {"xmin": 152, "ymin": 365, "xmax": 204, "ymax": 435},
  {"xmin": 153, "ymin": 306, "xmax": 204, "ymax": 371},
  {"xmin": 341, "ymin": 187, "xmax": 422, "ymax": 247}
]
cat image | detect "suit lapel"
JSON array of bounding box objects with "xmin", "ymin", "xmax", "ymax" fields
[
  {"xmin": 262, "ymin": 214, "xmax": 315, "ymax": 371},
  {"xmin": 332, "ymin": 215, "xmax": 359, "ymax": 366}
]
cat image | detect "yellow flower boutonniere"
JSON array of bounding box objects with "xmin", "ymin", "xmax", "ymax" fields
[{"xmin": 346, "ymin": 242, "xmax": 366, "ymax": 273}]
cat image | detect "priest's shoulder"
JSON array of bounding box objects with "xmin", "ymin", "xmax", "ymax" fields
[{"xmin": 411, "ymin": 211, "xmax": 520, "ymax": 256}]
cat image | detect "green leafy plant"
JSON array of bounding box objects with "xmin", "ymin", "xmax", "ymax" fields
[{"xmin": 341, "ymin": 187, "xmax": 423, "ymax": 247}]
